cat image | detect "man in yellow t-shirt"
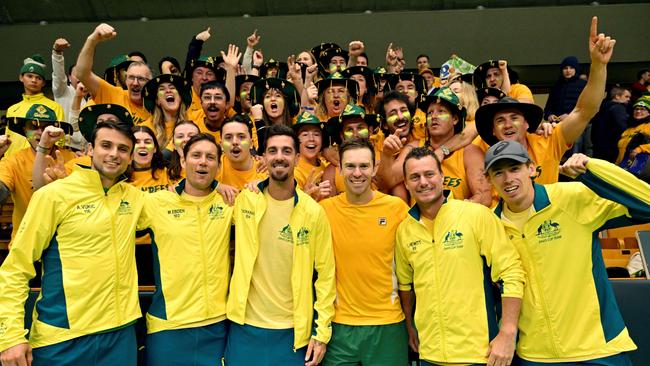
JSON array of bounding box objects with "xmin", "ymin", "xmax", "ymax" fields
[
  {"xmin": 0, "ymin": 104, "xmax": 76, "ymax": 247},
  {"xmin": 4, "ymin": 54, "xmax": 66, "ymax": 158},
  {"xmin": 320, "ymin": 139, "xmax": 409, "ymax": 366},
  {"xmin": 226, "ymin": 125, "xmax": 335, "ymax": 366},
  {"xmin": 75, "ymin": 23, "xmax": 152, "ymax": 125},
  {"xmin": 474, "ymin": 59, "xmax": 534, "ymax": 103},
  {"xmin": 216, "ymin": 115, "xmax": 267, "ymax": 189}
]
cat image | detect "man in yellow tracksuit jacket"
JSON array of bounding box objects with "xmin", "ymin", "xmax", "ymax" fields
[
  {"xmin": 138, "ymin": 133, "xmax": 233, "ymax": 365},
  {"xmin": 485, "ymin": 140, "xmax": 647, "ymax": 365},
  {"xmin": 0, "ymin": 119, "xmax": 143, "ymax": 366},
  {"xmin": 226, "ymin": 125, "xmax": 336, "ymax": 366},
  {"xmin": 396, "ymin": 147, "xmax": 526, "ymax": 366}
]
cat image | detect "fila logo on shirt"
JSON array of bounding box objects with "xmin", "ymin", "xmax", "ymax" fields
[
  {"xmin": 536, "ymin": 220, "xmax": 562, "ymax": 243},
  {"xmin": 378, "ymin": 217, "xmax": 387, "ymax": 226},
  {"xmin": 442, "ymin": 230, "xmax": 464, "ymax": 250}
]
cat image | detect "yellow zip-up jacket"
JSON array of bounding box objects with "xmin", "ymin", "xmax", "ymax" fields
[
  {"xmin": 226, "ymin": 179, "xmax": 336, "ymax": 349},
  {"xmin": 138, "ymin": 180, "xmax": 233, "ymax": 333},
  {"xmin": 493, "ymin": 159, "xmax": 648, "ymax": 362},
  {"xmin": 0, "ymin": 166, "xmax": 144, "ymax": 351},
  {"xmin": 395, "ymin": 199, "xmax": 525, "ymax": 364}
]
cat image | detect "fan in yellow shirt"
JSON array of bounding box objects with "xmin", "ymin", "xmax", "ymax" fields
[
  {"xmin": 216, "ymin": 115, "xmax": 267, "ymax": 189},
  {"xmin": 292, "ymin": 111, "xmax": 333, "ymax": 201},
  {"xmin": 320, "ymin": 139, "xmax": 409, "ymax": 366}
]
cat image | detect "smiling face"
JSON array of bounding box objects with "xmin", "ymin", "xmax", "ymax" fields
[
  {"xmin": 133, "ymin": 130, "xmax": 156, "ymax": 169},
  {"xmin": 324, "ymin": 85, "xmax": 349, "ymax": 117},
  {"xmin": 297, "ymin": 125, "xmax": 323, "ymax": 160},
  {"xmin": 221, "ymin": 121, "xmax": 252, "ymax": 164},
  {"xmin": 341, "ymin": 147, "xmax": 376, "ymax": 198},
  {"xmin": 237, "ymin": 81, "xmax": 254, "ymax": 112},
  {"xmin": 426, "ymin": 102, "xmax": 458, "ymax": 140},
  {"xmin": 89, "ymin": 127, "xmax": 134, "ymax": 185},
  {"xmin": 263, "ymin": 88, "xmax": 286, "ymax": 120},
  {"xmin": 155, "ymin": 82, "xmax": 181, "ymax": 113},
  {"xmin": 183, "ymin": 139, "xmax": 220, "ymax": 193},
  {"xmin": 173, "ymin": 123, "xmax": 200, "ymax": 155},
  {"xmin": 264, "ymin": 135, "xmax": 298, "ymax": 182},
  {"xmin": 633, "ymin": 106, "xmax": 650, "ymax": 120},
  {"xmin": 487, "ymin": 159, "xmax": 536, "ymax": 212},
  {"xmin": 404, "ymin": 155, "xmax": 444, "ymax": 207},
  {"xmin": 492, "ymin": 109, "xmax": 529, "ymax": 145},
  {"xmin": 383, "ymin": 99, "xmax": 411, "ymax": 138}
]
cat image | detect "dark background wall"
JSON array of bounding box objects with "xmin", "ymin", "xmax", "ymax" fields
[{"xmin": 0, "ymin": 3, "xmax": 648, "ymax": 108}]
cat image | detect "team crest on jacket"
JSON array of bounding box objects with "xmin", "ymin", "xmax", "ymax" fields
[
  {"xmin": 208, "ymin": 204, "xmax": 224, "ymax": 219},
  {"xmin": 536, "ymin": 220, "xmax": 561, "ymax": 243},
  {"xmin": 117, "ymin": 199, "xmax": 133, "ymax": 215},
  {"xmin": 442, "ymin": 230, "xmax": 464, "ymax": 250},
  {"xmin": 297, "ymin": 227, "xmax": 310, "ymax": 245},
  {"xmin": 278, "ymin": 224, "xmax": 293, "ymax": 243}
]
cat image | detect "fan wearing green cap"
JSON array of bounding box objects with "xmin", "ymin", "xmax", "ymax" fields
[
  {"xmin": 0, "ymin": 104, "xmax": 76, "ymax": 246},
  {"xmin": 140, "ymin": 74, "xmax": 192, "ymax": 152},
  {"xmin": 418, "ymin": 88, "xmax": 492, "ymax": 206},
  {"xmin": 0, "ymin": 109, "xmax": 142, "ymax": 366},
  {"xmin": 103, "ymin": 54, "xmax": 133, "ymax": 89},
  {"xmin": 616, "ymin": 97, "xmax": 650, "ymax": 180},
  {"xmin": 475, "ymin": 17, "xmax": 617, "ymax": 185},
  {"xmin": 292, "ymin": 112, "xmax": 333, "ymax": 201},
  {"xmin": 4, "ymin": 53, "xmax": 66, "ymax": 159},
  {"xmin": 75, "ymin": 23, "xmax": 152, "ymax": 125}
]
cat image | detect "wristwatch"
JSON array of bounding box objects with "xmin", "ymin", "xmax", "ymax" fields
[{"xmin": 440, "ymin": 144, "xmax": 450, "ymax": 157}]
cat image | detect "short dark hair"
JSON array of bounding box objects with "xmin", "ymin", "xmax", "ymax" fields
[
  {"xmin": 339, "ymin": 139, "xmax": 375, "ymax": 167},
  {"xmin": 220, "ymin": 114, "xmax": 253, "ymax": 137},
  {"xmin": 610, "ymin": 85, "xmax": 630, "ymax": 99},
  {"xmin": 359, "ymin": 52, "xmax": 369, "ymax": 63},
  {"xmin": 158, "ymin": 56, "xmax": 181, "ymax": 74},
  {"xmin": 90, "ymin": 121, "xmax": 136, "ymax": 153},
  {"xmin": 637, "ymin": 69, "xmax": 650, "ymax": 80},
  {"xmin": 264, "ymin": 124, "xmax": 299, "ymax": 153},
  {"xmin": 128, "ymin": 51, "xmax": 148, "ymax": 64},
  {"xmin": 416, "ymin": 54, "xmax": 429, "ymax": 61},
  {"xmin": 182, "ymin": 133, "xmax": 221, "ymax": 163},
  {"xmin": 403, "ymin": 147, "xmax": 441, "ymax": 177},
  {"xmin": 379, "ymin": 90, "xmax": 414, "ymax": 117},
  {"xmin": 200, "ymin": 81, "xmax": 230, "ymax": 102}
]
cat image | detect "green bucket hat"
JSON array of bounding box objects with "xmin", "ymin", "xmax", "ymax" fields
[
  {"xmin": 260, "ymin": 59, "xmax": 289, "ymax": 79},
  {"xmin": 292, "ymin": 111, "xmax": 330, "ymax": 148},
  {"xmin": 8, "ymin": 104, "xmax": 71, "ymax": 137},
  {"xmin": 142, "ymin": 74, "xmax": 192, "ymax": 113},
  {"xmin": 103, "ymin": 54, "xmax": 133, "ymax": 86},
  {"xmin": 78, "ymin": 104, "xmax": 134, "ymax": 142},
  {"xmin": 419, "ymin": 87, "xmax": 467, "ymax": 135},
  {"xmin": 250, "ymin": 78, "xmax": 301, "ymax": 117},
  {"xmin": 342, "ymin": 66, "xmax": 377, "ymax": 95},
  {"xmin": 316, "ymin": 72, "xmax": 358, "ymax": 101},
  {"xmin": 20, "ymin": 54, "xmax": 46, "ymax": 79},
  {"xmin": 183, "ymin": 56, "xmax": 226, "ymax": 84},
  {"xmin": 326, "ymin": 104, "xmax": 381, "ymax": 144}
]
